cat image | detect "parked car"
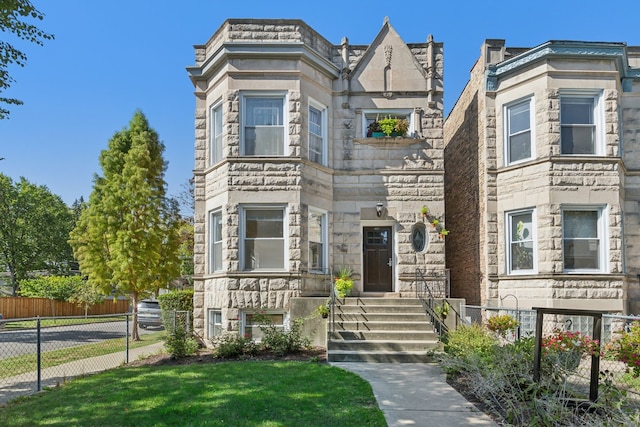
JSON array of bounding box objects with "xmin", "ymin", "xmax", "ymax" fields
[{"xmin": 137, "ymin": 300, "xmax": 163, "ymax": 329}]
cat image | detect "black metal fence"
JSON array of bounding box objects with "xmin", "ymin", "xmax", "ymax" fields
[
  {"xmin": 461, "ymin": 305, "xmax": 640, "ymax": 409},
  {"xmin": 0, "ymin": 313, "xmax": 169, "ymax": 405}
]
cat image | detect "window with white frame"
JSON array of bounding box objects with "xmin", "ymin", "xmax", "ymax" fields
[
  {"xmin": 507, "ymin": 210, "xmax": 536, "ymax": 274},
  {"xmin": 505, "ymin": 98, "xmax": 534, "ymax": 165},
  {"xmin": 208, "ymin": 309, "xmax": 222, "ymax": 339},
  {"xmin": 242, "ymin": 311, "xmax": 286, "ymax": 341},
  {"xmin": 562, "ymin": 207, "xmax": 606, "ymax": 272},
  {"xmin": 210, "ymin": 101, "xmax": 223, "ymax": 164},
  {"xmin": 363, "ymin": 110, "xmax": 412, "ymax": 137},
  {"xmin": 209, "ymin": 210, "xmax": 222, "ymax": 273},
  {"xmin": 242, "ymin": 206, "xmax": 286, "ymax": 270},
  {"xmin": 309, "ymin": 101, "xmax": 327, "ymax": 165},
  {"xmin": 308, "ymin": 209, "xmax": 327, "ymax": 272},
  {"xmin": 242, "ymin": 94, "xmax": 286, "ymax": 156},
  {"xmin": 560, "ymin": 93, "xmax": 602, "ymax": 155}
]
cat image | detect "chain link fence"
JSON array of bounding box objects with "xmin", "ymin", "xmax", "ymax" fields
[
  {"xmin": 461, "ymin": 305, "xmax": 640, "ymax": 409},
  {"xmin": 0, "ymin": 313, "xmax": 167, "ymax": 405}
]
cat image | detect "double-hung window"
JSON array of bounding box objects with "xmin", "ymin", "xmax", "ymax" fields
[
  {"xmin": 242, "ymin": 206, "xmax": 286, "ymax": 270},
  {"xmin": 560, "ymin": 93, "xmax": 602, "ymax": 155},
  {"xmin": 210, "ymin": 101, "xmax": 223, "ymax": 164},
  {"xmin": 505, "ymin": 98, "xmax": 533, "ymax": 165},
  {"xmin": 242, "ymin": 94, "xmax": 286, "ymax": 156},
  {"xmin": 209, "ymin": 210, "xmax": 223, "ymax": 273},
  {"xmin": 562, "ymin": 207, "xmax": 606, "ymax": 272},
  {"xmin": 308, "ymin": 209, "xmax": 327, "ymax": 272},
  {"xmin": 506, "ymin": 210, "xmax": 536, "ymax": 274},
  {"xmin": 309, "ymin": 101, "xmax": 327, "ymax": 165}
]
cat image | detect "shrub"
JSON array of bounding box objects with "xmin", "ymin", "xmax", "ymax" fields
[
  {"xmin": 443, "ymin": 323, "xmax": 497, "ymax": 363},
  {"xmin": 607, "ymin": 321, "xmax": 640, "ymax": 377},
  {"xmin": 212, "ymin": 333, "xmax": 258, "ymax": 359},
  {"xmin": 164, "ymin": 325, "xmax": 199, "ymax": 359},
  {"xmin": 158, "ymin": 289, "xmax": 194, "ymax": 331},
  {"xmin": 486, "ymin": 314, "xmax": 519, "ymax": 337},
  {"xmin": 252, "ymin": 313, "xmax": 311, "ymax": 356},
  {"xmin": 19, "ymin": 276, "xmax": 84, "ymax": 301}
]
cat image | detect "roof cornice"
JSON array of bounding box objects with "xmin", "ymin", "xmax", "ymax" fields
[
  {"xmin": 186, "ymin": 42, "xmax": 340, "ymax": 84},
  {"xmin": 486, "ymin": 41, "xmax": 640, "ymax": 92}
]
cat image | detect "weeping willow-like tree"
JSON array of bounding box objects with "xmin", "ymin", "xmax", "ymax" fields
[{"xmin": 69, "ymin": 111, "xmax": 180, "ymax": 340}]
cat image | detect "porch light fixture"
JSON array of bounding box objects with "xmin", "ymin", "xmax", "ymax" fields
[{"xmin": 376, "ymin": 202, "xmax": 384, "ymax": 217}]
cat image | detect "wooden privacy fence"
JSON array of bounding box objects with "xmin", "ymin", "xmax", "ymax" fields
[{"xmin": 0, "ymin": 297, "xmax": 130, "ymax": 319}]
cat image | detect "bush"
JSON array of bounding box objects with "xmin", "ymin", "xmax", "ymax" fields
[
  {"xmin": 212, "ymin": 333, "xmax": 258, "ymax": 359},
  {"xmin": 486, "ymin": 314, "xmax": 519, "ymax": 337},
  {"xmin": 164, "ymin": 325, "xmax": 199, "ymax": 359},
  {"xmin": 158, "ymin": 290, "xmax": 194, "ymax": 332},
  {"xmin": 252, "ymin": 312, "xmax": 311, "ymax": 356},
  {"xmin": 19, "ymin": 276, "xmax": 84, "ymax": 301},
  {"xmin": 443, "ymin": 323, "xmax": 497, "ymax": 363}
]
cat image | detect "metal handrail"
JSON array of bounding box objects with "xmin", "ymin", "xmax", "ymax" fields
[{"xmin": 415, "ymin": 268, "xmax": 461, "ymax": 337}]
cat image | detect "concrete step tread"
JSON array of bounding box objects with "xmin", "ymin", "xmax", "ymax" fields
[{"xmin": 328, "ymin": 350, "xmax": 430, "ymax": 355}]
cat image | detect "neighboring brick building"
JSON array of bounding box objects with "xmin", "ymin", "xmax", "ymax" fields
[
  {"xmin": 187, "ymin": 18, "xmax": 446, "ymax": 341},
  {"xmin": 444, "ymin": 39, "xmax": 640, "ymax": 313}
]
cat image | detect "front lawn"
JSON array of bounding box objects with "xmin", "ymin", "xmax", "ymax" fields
[{"xmin": 0, "ymin": 361, "xmax": 386, "ymax": 427}]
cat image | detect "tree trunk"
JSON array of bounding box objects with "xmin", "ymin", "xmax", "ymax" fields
[{"xmin": 131, "ymin": 292, "xmax": 140, "ymax": 341}]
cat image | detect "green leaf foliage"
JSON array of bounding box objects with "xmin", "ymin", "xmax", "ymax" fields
[
  {"xmin": 69, "ymin": 111, "xmax": 181, "ymax": 340},
  {"xmin": 19, "ymin": 275, "xmax": 84, "ymax": 301},
  {"xmin": 0, "ymin": 0, "xmax": 54, "ymax": 119},
  {"xmin": 158, "ymin": 289, "xmax": 194, "ymax": 313},
  {"xmin": 0, "ymin": 173, "xmax": 75, "ymax": 295}
]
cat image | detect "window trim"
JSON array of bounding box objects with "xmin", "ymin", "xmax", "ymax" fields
[
  {"xmin": 561, "ymin": 205, "xmax": 608, "ymax": 273},
  {"xmin": 559, "ymin": 91, "xmax": 604, "ymax": 156},
  {"xmin": 207, "ymin": 309, "xmax": 222, "ymax": 339},
  {"xmin": 308, "ymin": 207, "xmax": 328, "ymax": 273},
  {"xmin": 209, "ymin": 100, "xmax": 223, "ymax": 165},
  {"xmin": 241, "ymin": 310, "xmax": 288, "ymax": 341},
  {"xmin": 506, "ymin": 208, "xmax": 537, "ymax": 275},
  {"xmin": 308, "ymin": 98, "xmax": 328, "ymax": 166},
  {"xmin": 504, "ymin": 96, "xmax": 535, "ymax": 165},
  {"xmin": 240, "ymin": 92, "xmax": 288, "ymax": 156},
  {"xmin": 362, "ymin": 109, "xmax": 413, "ymax": 138},
  {"xmin": 209, "ymin": 210, "xmax": 223, "ymax": 273},
  {"xmin": 239, "ymin": 205, "xmax": 288, "ymax": 272}
]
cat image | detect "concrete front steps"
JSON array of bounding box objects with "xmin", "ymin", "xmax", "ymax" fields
[{"xmin": 327, "ymin": 297, "xmax": 439, "ymax": 363}]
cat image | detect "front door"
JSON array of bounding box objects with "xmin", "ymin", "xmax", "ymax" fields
[{"xmin": 363, "ymin": 226, "xmax": 393, "ymax": 292}]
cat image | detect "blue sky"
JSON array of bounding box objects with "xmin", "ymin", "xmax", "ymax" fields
[{"xmin": 1, "ymin": 0, "xmax": 639, "ymax": 206}]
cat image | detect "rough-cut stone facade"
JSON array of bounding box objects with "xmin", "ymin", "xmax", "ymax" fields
[
  {"xmin": 188, "ymin": 19, "xmax": 446, "ymax": 340},
  {"xmin": 445, "ymin": 39, "xmax": 640, "ymax": 313}
]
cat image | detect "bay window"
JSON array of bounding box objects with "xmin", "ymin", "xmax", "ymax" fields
[
  {"xmin": 506, "ymin": 209, "xmax": 536, "ymax": 274},
  {"xmin": 242, "ymin": 94, "xmax": 286, "ymax": 156},
  {"xmin": 562, "ymin": 207, "xmax": 606, "ymax": 272},
  {"xmin": 241, "ymin": 206, "xmax": 286, "ymax": 270}
]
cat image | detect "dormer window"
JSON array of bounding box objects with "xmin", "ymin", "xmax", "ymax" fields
[{"xmin": 363, "ymin": 110, "xmax": 413, "ymax": 138}]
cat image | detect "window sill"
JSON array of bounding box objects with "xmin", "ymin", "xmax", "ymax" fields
[{"xmin": 354, "ymin": 137, "xmax": 425, "ymax": 146}]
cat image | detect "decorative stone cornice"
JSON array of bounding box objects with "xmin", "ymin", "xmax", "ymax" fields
[{"xmin": 485, "ymin": 41, "xmax": 640, "ymax": 92}]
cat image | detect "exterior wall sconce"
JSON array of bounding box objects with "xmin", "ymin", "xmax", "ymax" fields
[{"xmin": 376, "ymin": 202, "xmax": 384, "ymax": 217}]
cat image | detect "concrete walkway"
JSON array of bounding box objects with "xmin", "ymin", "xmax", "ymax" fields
[
  {"xmin": 0, "ymin": 342, "xmax": 164, "ymax": 406},
  {"xmin": 331, "ymin": 362, "xmax": 498, "ymax": 427}
]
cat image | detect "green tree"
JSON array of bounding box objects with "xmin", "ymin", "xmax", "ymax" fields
[
  {"xmin": 0, "ymin": 174, "xmax": 74, "ymax": 295},
  {"xmin": 0, "ymin": 0, "xmax": 54, "ymax": 119},
  {"xmin": 19, "ymin": 275, "xmax": 83, "ymax": 317},
  {"xmin": 69, "ymin": 111, "xmax": 180, "ymax": 340},
  {"xmin": 177, "ymin": 219, "xmax": 194, "ymax": 287},
  {"xmin": 69, "ymin": 280, "xmax": 104, "ymax": 318}
]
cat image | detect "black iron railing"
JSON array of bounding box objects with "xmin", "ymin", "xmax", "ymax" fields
[{"xmin": 415, "ymin": 268, "xmax": 460, "ymax": 338}]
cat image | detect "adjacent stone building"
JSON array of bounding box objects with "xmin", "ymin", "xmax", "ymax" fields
[
  {"xmin": 187, "ymin": 18, "xmax": 446, "ymax": 341},
  {"xmin": 444, "ymin": 39, "xmax": 640, "ymax": 313}
]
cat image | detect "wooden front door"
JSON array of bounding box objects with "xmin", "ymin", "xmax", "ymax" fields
[{"xmin": 363, "ymin": 227, "xmax": 393, "ymax": 292}]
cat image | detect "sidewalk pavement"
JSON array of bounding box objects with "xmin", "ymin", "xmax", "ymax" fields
[
  {"xmin": 331, "ymin": 362, "xmax": 498, "ymax": 427},
  {"xmin": 0, "ymin": 342, "xmax": 164, "ymax": 406}
]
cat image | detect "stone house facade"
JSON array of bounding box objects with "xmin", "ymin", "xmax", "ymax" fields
[
  {"xmin": 444, "ymin": 39, "xmax": 640, "ymax": 314},
  {"xmin": 187, "ymin": 18, "xmax": 446, "ymax": 341}
]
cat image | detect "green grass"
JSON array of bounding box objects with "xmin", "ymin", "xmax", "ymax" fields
[
  {"xmin": 3, "ymin": 317, "xmax": 126, "ymax": 329},
  {"xmin": 0, "ymin": 332, "xmax": 165, "ymax": 380},
  {"xmin": 0, "ymin": 361, "xmax": 386, "ymax": 427}
]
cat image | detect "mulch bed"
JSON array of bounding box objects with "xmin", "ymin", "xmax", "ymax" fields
[{"xmin": 127, "ymin": 346, "xmax": 328, "ymax": 368}]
